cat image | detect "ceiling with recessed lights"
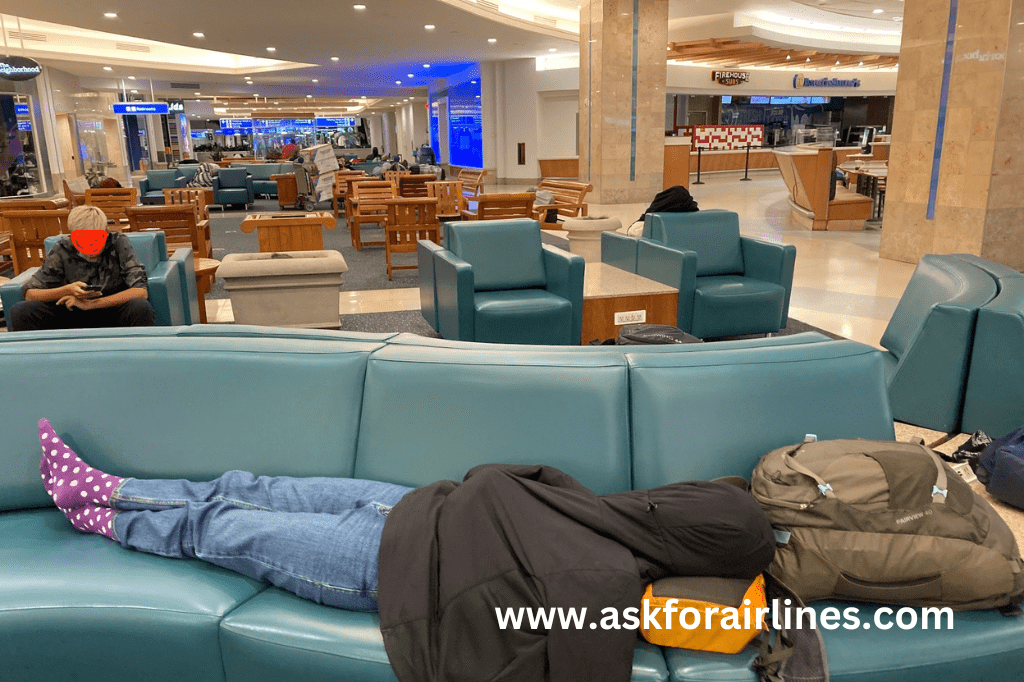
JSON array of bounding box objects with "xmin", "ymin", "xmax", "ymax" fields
[{"xmin": 1, "ymin": 0, "xmax": 905, "ymax": 104}]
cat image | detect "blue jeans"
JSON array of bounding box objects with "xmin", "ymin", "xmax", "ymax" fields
[{"xmin": 109, "ymin": 472, "xmax": 413, "ymax": 611}]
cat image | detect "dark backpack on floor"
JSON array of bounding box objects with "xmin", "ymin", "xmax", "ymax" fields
[
  {"xmin": 751, "ymin": 438, "xmax": 1024, "ymax": 611},
  {"xmin": 979, "ymin": 428, "xmax": 1024, "ymax": 511}
]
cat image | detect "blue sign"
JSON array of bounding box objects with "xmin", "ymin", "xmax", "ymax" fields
[
  {"xmin": 190, "ymin": 131, "xmax": 209, "ymax": 139},
  {"xmin": 17, "ymin": 120, "xmax": 31, "ymax": 131},
  {"xmin": 15, "ymin": 104, "xmax": 29, "ymax": 115},
  {"xmin": 219, "ymin": 118, "xmax": 253, "ymax": 129},
  {"xmin": 792, "ymin": 73, "xmax": 860, "ymax": 89},
  {"xmin": 113, "ymin": 102, "xmax": 170, "ymax": 115},
  {"xmin": 254, "ymin": 118, "xmax": 314, "ymax": 128},
  {"xmin": 316, "ymin": 117, "xmax": 356, "ymax": 127}
]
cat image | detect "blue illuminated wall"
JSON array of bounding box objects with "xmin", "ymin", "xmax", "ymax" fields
[{"xmin": 429, "ymin": 63, "xmax": 483, "ymax": 169}]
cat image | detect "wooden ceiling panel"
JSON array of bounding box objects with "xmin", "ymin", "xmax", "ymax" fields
[{"xmin": 666, "ymin": 39, "xmax": 898, "ymax": 70}]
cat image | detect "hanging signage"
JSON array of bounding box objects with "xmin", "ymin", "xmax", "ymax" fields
[
  {"xmin": 219, "ymin": 118, "xmax": 253, "ymax": 129},
  {"xmin": 190, "ymin": 131, "xmax": 210, "ymax": 139},
  {"xmin": 315, "ymin": 117, "xmax": 357, "ymax": 127},
  {"xmin": 15, "ymin": 104, "xmax": 29, "ymax": 115},
  {"xmin": 0, "ymin": 56, "xmax": 42, "ymax": 81},
  {"xmin": 711, "ymin": 70, "xmax": 749, "ymax": 86},
  {"xmin": 793, "ymin": 73, "xmax": 861, "ymax": 89},
  {"xmin": 17, "ymin": 120, "xmax": 31, "ymax": 131},
  {"xmin": 112, "ymin": 102, "xmax": 170, "ymax": 115},
  {"xmin": 166, "ymin": 100, "xmax": 185, "ymax": 113}
]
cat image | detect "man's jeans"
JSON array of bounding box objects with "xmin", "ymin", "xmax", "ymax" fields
[
  {"xmin": 110, "ymin": 472, "xmax": 413, "ymax": 611},
  {"xmin": 10, "ymin": 298, "xmax": 155, "ymax": 331}
]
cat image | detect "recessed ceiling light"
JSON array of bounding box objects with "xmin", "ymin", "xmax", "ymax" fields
[
  {"xmin": 312, "ymin": 79, "xmax": 319, "ymax": 83},
  {"xmin": 549, "ymin": 48, "xmax": 557, "ymax": 52},
  {"xmin": 130, "ymin": 89, "xmax": 138, "ymax": 93},
  {"xmin": 306, "ymin": 94, "xmax": 313, "ymax": 98},
  {"xmin": 103, "ymin": 66, "xmax": 113, "ymax": 71},
  {"xmin": 266, "ymin": 47, "xmax": 276, "ymax": 52},
  {"xmin": 331, "ymin": 56, "xmax": 340, "ymax": 61},
  {"xmin": 423, "ymin": 64, "xmax": 430, "ymax": 68},
  {"xmin": 786, "ymin": 55, "xmax": 791, "ymax": 60},
  {"xmin": 104, "ymin": 12, "xmax": 117, "ymax": 18},
  {"xmin": 354, "ymin": 3, "xmax": 366, "ymax": 8},
  {"xmin": 835, "ymin": 60, "xmax": 841, "ymax": 65},
  {"xmin": 872, "ymin": 8, "xmax": 883, "ymax": 13},
  {"xmin": 253, "ymin": 93, "xmax": 259, "ymax": 96},
  {"xmin": 395, "ymin": 80, "xmax": 402, "ymax": 84},
  {"xmin": 806, "ymin": 57, "xmax": 811, "ymax": 62},
  {"xmin": 424, "ymin": 24, "xmax": 435, "ymax": 30},
  {"xmin": 193, "ymin": 32, "xmax": 205, "ymax": 38},
  {"xmin": 471, "ymin": 80, "xmax": 477, "ymax": 84},
  {"xmin": 475, "ymin": 95, "xmax": 480, "ymax": 99},
  {"xmin": 859, "ymin": 61, "xmax": 864, "ymax": 66},
  {"xmin": 128, "ymin": 75, "xmax": 136, "ymax": 79},
  {"xmin": 487, "ymin": 38, "xmax": 497, "ymax": 43},
  {"xmin": 274, "ymin": 101, "xmax": 279, "ymax": 104},
  {"xmin": 407, "ymin": 73, "xmax": 414, "ymax": 78},
  {"xmin": 195, "ymin": 92, "xmax": 201, "ymax": 95},
  {"xmin": 195, "ymin": 99, "xmax": 200, "ymax": 102}
]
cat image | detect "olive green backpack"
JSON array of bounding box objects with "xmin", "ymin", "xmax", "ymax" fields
[{"xmin": 751, "ymin": 438, "xmax": 1024, "ymax": 611}]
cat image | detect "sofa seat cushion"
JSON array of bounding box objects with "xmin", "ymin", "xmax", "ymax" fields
[
  {"xmin": 691, "ymin": 276, "xmax": 785, "ymax": 338},
  {"xmin": 665, "ymin": 601, "xmax": 1024, "ymax": 682},
  {"xmin": 220, "ymin": 588, "xmax": 669, "ymax": 682},
  {"xmin": 218, "ymin": 188, "xmax": 250, "ymax": 205},
  {"xmin": 141, "ymin": 190, "xmax": 166, "ymax": 204},
  {"xmin": 253, "ymin": 180, "xmax": 279, "ymax": 196},
  {"xmin": 1, "ymin": 509, "xmax": 264, "ymax": 682},
  {"xmin": 474, "ymin": 288, "xmax": 573, "ymax": 345}
]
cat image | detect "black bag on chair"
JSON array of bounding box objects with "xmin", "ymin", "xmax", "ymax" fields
[{"xmin": 617, "ymin": 324, "xmax": 700, "ymax": 345}]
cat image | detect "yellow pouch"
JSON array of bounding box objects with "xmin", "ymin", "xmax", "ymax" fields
[{"xmin": 640, "ymin": 574, "xmax": 767, "ymax": 654}]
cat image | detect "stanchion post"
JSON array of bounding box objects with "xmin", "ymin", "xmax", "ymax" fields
[
  {"xmin": 740, "ymin": 143, "xmax": 752, "ymax": 181},
  {"xmin": 693, "ymin": 146, "xmax": 705, "ymax": 185}
]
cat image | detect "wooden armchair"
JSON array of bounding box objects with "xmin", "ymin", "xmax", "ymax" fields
[
  {"xmin": 461, "ymin": 192, "xmax": 536, "ymax": 221},
  {"xmin": 456, "ymin": 168, "xmax": 487, "ymax": 197},
  {"xmin": 348, "ymin": 181, "xmax": 396, "ymax": 250},
  {"xmin": 398, "ymin": 174, "xmax": 432, "ymax": 198},
  {"xmin": 163, "ymin": 187, "xmax": 211, "ymax": 221},
  {"xmin": 384, "ymin": 170, "xmax": 411, "ymax": 190},
  {"xmin": 426, "ymin": 181, "xmax": 465, "ymax": 223},
  {"xmin": 2, "ymin": 209, "xmax": 70, "ymax": 274},
  {"xmin": 382, "ymin": 197, "xmax": 440, "ymax": 280},
  {"xmin": 63, "ymin": 180, "xmax": 87, "ymax": 207},
  {"xmin": 125, "ymin": 205, "xmax": 212, "ymax": 259},
  {"xmin": 332, "ymin": 170, "xmax": 365, "ymax": 217},
  {"xmin": 533, "ymin": 179, "xmax": 593, "ymax": 226},
  {"xmin": 85, "ymin": 187, "xmax": 138, "ymax": 225}
]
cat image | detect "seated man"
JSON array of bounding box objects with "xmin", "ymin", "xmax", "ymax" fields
[{"xmin": 9, "ymin": 205, "xmax": 155, "ymax": 331}]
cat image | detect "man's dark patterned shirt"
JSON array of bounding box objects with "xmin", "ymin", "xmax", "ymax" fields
[{"xmin": 26, "ymin": 232, "xmax": 148, "ymax": 296}]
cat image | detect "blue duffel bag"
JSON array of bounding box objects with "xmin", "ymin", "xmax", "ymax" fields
[{"xmin": 978, "ymin": 427, "xmax": 1024, "ymax": 510}]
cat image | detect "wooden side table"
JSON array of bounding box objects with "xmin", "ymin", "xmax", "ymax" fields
[
  {"xmin": 240, "ymin": 212, "xmax": 336, "ymax": 252},
  {"xmin": 272, "ymin": 174, "xmax": 298, "ymax": 210},
  {"xmin": 193, "ymin": 257, "xmax": 220, "ymax": 324},
  {"xmin": 581, "ymin": 263, "xmax": 679, "ymax": 344}
]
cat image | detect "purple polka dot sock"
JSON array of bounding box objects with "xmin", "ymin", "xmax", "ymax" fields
[
  {"xmin": 61, "ymin": 504, "xmax": 118, "ymax": 541},
  {"xmin": 39, "ymin": 419, "xmax": 125, "ymax": 509}
]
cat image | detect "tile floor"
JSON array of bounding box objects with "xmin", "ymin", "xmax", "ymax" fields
[{"xmin": 206, "ymin": 170, "xmax": 916, "ymax": 349}]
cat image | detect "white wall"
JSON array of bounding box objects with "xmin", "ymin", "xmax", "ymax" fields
[
  {"xmin": 492, "ymin": 59, "xmax": 539, "ymax": 181},
  {"xmin": 537, "ymin": 91, "xmax": 578, "ymax": 159},
  {"xmin": 367, "ymin": 114, "xmax": 384, "ymax": 155}
]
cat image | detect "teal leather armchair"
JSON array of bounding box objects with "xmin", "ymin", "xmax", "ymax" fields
[
  {"xmin": 0, "ymin": 231, "xmax": 195, "ymax": 329},
  {"xmin": 213, "ymin": 168, "xmax": 255, "ymax": 208},
  {"xmin": 432, "ymin": 219, "xmax": 585, "ymax": 345},
  {"xmin": 602, "ymin": 210, "xmax": 796, "ymax": 339},
  {"xmin": 138, "ymin": 170, "xmax": 185, "ymax": 204}
]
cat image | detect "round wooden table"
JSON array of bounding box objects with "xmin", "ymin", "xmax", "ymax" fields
[{"xmin": 193, "ymin": 257, "xmax": 220, "ymax": 324}]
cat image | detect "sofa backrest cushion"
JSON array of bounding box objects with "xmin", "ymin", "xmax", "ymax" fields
[
  {"xmin": 628, "ymin": 340, "xmax": 895, "ymax": 489},
  {"xmin": 644, "ymin": 211, "xmax": 744, "ymax": 277},
  {"xmin": 232, "ymin": 163, "xmax": 279, "ymax": 181},
  {"xmin": 146, "ymin": 170, "xmax": 183, "ymax": 190},
  {"xmin": 880, "ymin": 255, "xmax": 997, "ymax": 360},
  {"xmin": 178, "ymin": 165, "xmax": 200, "ymax": 183},
  {"xmin": 45, "ymin": 232, "xmax": 165, "ymax": 273},
  {"xmin": 448, "ymin": 220, "xmax": 547, "ymax": 291},
  {"xmin": 0, "ymin": 335, "xmax": 381, "ymax": 511},
  {"xmin": 353, "ymin": 344, "xmax": 632, "ymax": 493}
]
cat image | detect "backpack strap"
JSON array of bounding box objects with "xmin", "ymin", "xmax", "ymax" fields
[
  {"xmin": 753, "ymin": 574, "xmax": 830, "ymax": 682},
  {"xmin": 782, "ymin": 448, "xmax": 836, "ymax": 499}
]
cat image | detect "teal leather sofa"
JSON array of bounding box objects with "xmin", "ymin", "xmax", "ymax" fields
[
  {"xmin": 955, "ymin": 255, "xmax": 1024, "ymax": 438},
  {"xmin": 0, "ymin": 232, "xmax": 198, "ymax": 330},
  {"xmin": 602, "ymin": 211, "xmax": 795, "ymax": 339},
  {"xmin": 2, "ymin": 326, "xmax": 1023, "ymax": 682},
  {"xmin": 879, "ymin": 254, "xmax": 998, "ymax": 433},
  {"xmin": 229, "ymin": 163, "xmax": 294, "ymax": 197},
  {"xmin": 138, "ymin": 170, "xmax": 185, "ymax": 204},
  {"xmin": 430, "ymin": 220, "xmax": 585, "ymax": 345}
]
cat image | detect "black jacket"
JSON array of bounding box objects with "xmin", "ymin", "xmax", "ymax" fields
[{"xmin": 378, "ymin": 464, "xmax": 775, "ymax": 682}]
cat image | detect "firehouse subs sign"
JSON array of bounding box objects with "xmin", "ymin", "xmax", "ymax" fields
[
  {"xmin": 0, "ymin": 56, "xmax": 42, "ymax": 81},
  {"xmin": 711, "ymin": 70, "xmax": 750, "ymax": 86}
]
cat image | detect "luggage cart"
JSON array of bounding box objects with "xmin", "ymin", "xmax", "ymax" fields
[{"xmin": 292, "ymin": 162, "xmax": 317, "ymax": 212}]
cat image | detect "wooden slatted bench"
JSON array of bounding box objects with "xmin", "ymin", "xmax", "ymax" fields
[{"xmin": 534, "ymin": 179, "xmax": 593, "ymax": 226}]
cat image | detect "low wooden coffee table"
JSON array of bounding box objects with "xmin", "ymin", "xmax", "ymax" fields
[
  {"xmin": 581, "ymin": 263, "xmax": 679, "ymax": 344},
  {"xmin": 240, "ymin": 212, "xmax": 336, "ymax": 252}
]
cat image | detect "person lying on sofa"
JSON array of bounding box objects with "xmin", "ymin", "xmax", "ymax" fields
[
  {"xmin": 9, "ymin": 206, "xmax": 154, "ymax": 332},
  {"xmin": 37, "ymin": 418, "xmax": 775, "ymax": 682}
]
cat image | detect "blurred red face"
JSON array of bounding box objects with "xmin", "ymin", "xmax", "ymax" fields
[{"xmin": 70, "ymin": 230, "xmax": 107, "ymax": 256}]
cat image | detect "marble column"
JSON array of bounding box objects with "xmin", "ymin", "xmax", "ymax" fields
[
  {"xmin": 579, "ymin": 0, "xmax": 668, "ymax": 204},
  {"xmin": 881, "ymin": 0, "xmax": 1024, "ymax": 270}
]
